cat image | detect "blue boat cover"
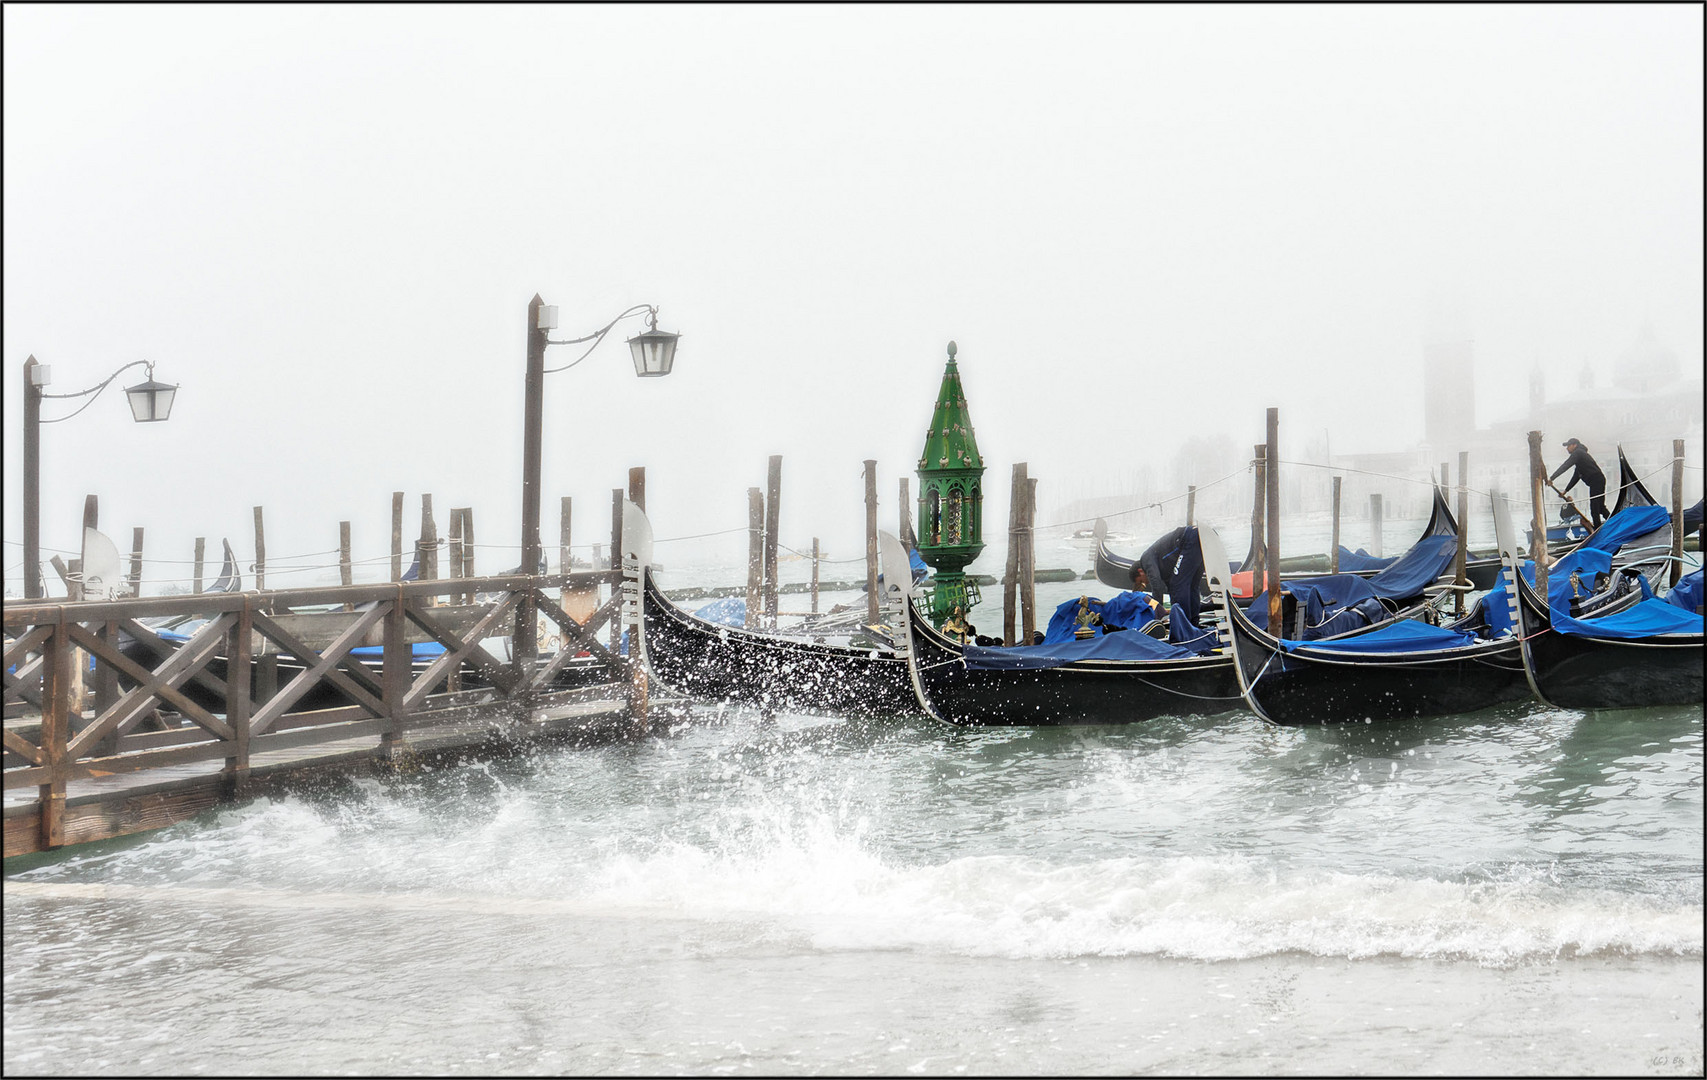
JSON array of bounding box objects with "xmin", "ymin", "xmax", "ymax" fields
[
  {"xmin": 1243, "ymin": 574, "xmax": 1384, "ymax": 635},
  {"xmin": 1042, "ymin": 591, "xmax": 1161, "ymax": 644},
  {"xmin": 1279, "ymin": 618, "xmax": 1480, "ymax": 654},
  {"xmin": 963, "ymin": 626, "xmax": 1201, "ymax": 669},
  {"xmin": 1167, "ymin": 605, "xmax": 1219, "ymax": 654},
  {"xmin": 1684, "ymin": 500, "xmax": 1703, "ymax": 533},
  {"xmin": 1667, "ymin": 570, "xmax": 1703, "ymax": 615},
  {"xmin": 1550, "ymin": 598, "xmax": 1704, "ymax": 640},
  {"xmin": 694, "ymin": 596, "xmax": 747, "ymax": 627},
  {"xmin": 1578, "ymin": 504, "xmax": 1671, "ymax": 557},
  {"xmin": 1335, "ymin": 546, "xmax": 1397, "ymax": 573},
  {"xmin": 348, "ymin": 642, "xmax": 446, "ymax": 658}
]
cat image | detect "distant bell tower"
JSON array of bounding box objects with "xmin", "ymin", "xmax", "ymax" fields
[{"xmin": 915, "ymin": 341, "xmax": 986, "ymax": 629}]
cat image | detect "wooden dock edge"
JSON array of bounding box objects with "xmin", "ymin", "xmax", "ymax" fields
[{"xmin": 3, "ymin": 683, "xmax": 644, "ymax": 861}]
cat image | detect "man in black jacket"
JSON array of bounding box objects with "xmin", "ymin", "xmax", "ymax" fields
[{"xmin": 1549, "ymin": 437, "xmax": 1608, "ymax": 528}]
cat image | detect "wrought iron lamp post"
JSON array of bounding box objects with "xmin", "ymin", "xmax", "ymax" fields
[
  {"xmin": 20, "ymin": 355, "xmax": 179, "ymax": 599},
  {"xmin": 516, "ymin": 295, "xmax": 679, "ymax": 663}
]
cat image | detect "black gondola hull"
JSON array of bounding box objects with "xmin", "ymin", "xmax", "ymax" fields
[
  {"xmin": 642, "ymin": 570, "xmax": 918, "ymax": 716},
  {"xmin": 906, "ymin": 603, "xmax": 1242, "ymax": 726},
  {"xmin": 1514, "ymin": 573, "xmax": 1703, "ymax": 710},
  {"xmin": 1224, "ymin": 602, "xmax": 1530, "ymax": 725}
]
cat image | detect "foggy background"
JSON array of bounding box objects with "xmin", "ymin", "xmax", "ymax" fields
[{"xmin": 5, "ymin": 5, "xmax": 1702, "ymax": 590}]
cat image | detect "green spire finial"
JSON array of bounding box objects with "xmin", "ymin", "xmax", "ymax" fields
[{"xmin": 947, "ymin": 340, "xmax": 957, "ymax": 360}]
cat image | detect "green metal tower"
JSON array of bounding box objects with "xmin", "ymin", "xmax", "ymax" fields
[{"xmin": 915, "ymin": 341, "xmax": 986, "ymax": 631}]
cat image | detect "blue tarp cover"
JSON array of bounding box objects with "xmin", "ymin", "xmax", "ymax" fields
[
  {"xmin": 1167, "ymin": 605, "xmax": 1219, "ymax": 654},
  {"xmin": 1578, "ymin": 504, "xmax": 1671, "ymax": 557},
  {"xmin": 1279, "ymin": 618, "xmax": 1480, "ymax": 655},
  {"xmin": 1550, "ymin": 598, "xmax": 1704, "ymax": 640},
  {"xmin": 1244, "ymin": 574, "xmax": 1383, "ymax": 635},
  {"xmin": 1335, "ymin": 547, "xmax": 1397, "ymax": 573},
  {"xmin": 963, "ymin": 626, "xmax": 1202, "ymax": 669},
  {"xmin": 694, "ymin": 596, "xmax": 747, "ymax": 627},
  {"xmin": 1361, "ymin": 533, "xmax": 1459, "ymax": 601},
  {"xmin": 1667, "ymin": 570, "xmax": 1704, "ymax": 615},
  {"xmin": 1042, "ymin": 591, "xmax": 1159, "ymax": 644}
]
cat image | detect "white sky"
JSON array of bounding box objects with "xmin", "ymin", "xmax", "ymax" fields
[{"xmin": 5, "ymin": 4, "xmax": 1703, "ymax": 587}]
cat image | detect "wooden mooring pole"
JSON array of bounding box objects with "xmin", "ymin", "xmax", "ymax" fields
[
  {"xmin": 1186, "ymin": 485, "xmax": 1196, "ymax": 527},
  {"xmin": 1671, "ymin": 439, "xmax": 1685, "ymax": 587},
  {"xmin": 746, "ymin": 487, "xmax": 764, "ymax": 630},
  {"xmin": 811, "ymin": 537, "xmax": 820, "ymax": 614},
  {"xmin": 1527, "ymin": 430, "xmax": 1549, "ymax": 595},
  {"xmin": 1020, "ymin": 475, "xmax": 1038, "ymax": 645},
  {"xmin": 1005, "ymin": 462, "xmax": 1027, "ymax": 646},
  {"xmin": 193, "ymin": 537, "xmax": 206, "ymax": 594},
  {"xmin": 1251, "ymin": 445, "xmax": 1266, "ymax": 596},
  {"xmin": 1369, "ymin": 493, "xmax": 1384, "ymax": 558},
  {"xmin": 127, "ymin": 527, "xmax": 144, "ymax": 598},
  {"xmin": 391, "ymin": 491, "xmax": 404, "ymax": 581},
  {"xmin": 1454, "ymin": 451, "xmax": 1470, "ymax": 616},
  {"xmin": 1265, "ymin": 408, "xmax": 1282, "ymax": 633},
  {"xmin": 764, "ymin": 456, "xmax": 781, "ymax": 629},
  {"xmin": 1330, "ymin": 475, "xmax": 1342, "ymax": 574},
  {"xmin": 253, "ymin": 506, "xmax": 266, "ymax": 592},
  {"xmin": 865, "ymin": 460, "xmax": 879, "ymax": 627}
]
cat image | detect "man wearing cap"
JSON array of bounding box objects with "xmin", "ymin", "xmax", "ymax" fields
[{"xmin": 1549, "ymin": 437, "xmax": 1608, "ymax": 529}]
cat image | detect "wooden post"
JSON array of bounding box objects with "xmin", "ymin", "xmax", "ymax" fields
[
  {"xmin": 340, "ymin": 520, "xmax": 354, "ymax": 612},
  {"xmin": 559, "ymin": 496, "xmax": 573, "ymax": 605},
  {"xmin": 38, "ymin": 623, "xmax": 70, "ymax": 850},
  {"xmin": 764, "ymin": 455, "xmax": 782, "ymax": 628},
  {"xmin": 23, "ymin": 357, "xmax": 42, "ymax": 599},
  {"xmin": 225, "ymin": 600, "xmax": 254, "ymax": 796},
  {"xmin": 1004, "ymin": 462, "xmax": 1027, "ymax": 646},
  {"xmin": 1454, "ymin": 451, "xmax": 1470, "ymax": 616},
  {"xmin": 126, "ymin": 527, "xmax": 144, "ymax": 598},
  {"xmin": 1251, "ymin": 445, "xmax": 1266, "ymax": 596},
  {"xmin": 1020, "ymin": 475, "xmax": 1038, "ymax": 645},
  {"xmin": 379, "ymin": 587, "xmax": 408, "ymax": 762},
  {"xmin": 1265, "ymin": 408, "xmax": 1282, "ymax": 634},
  {"xmin": 899, "ymin": 478, "xmax": 915, "ymax": 547},
  {"xmin": 1186, "ymin": 485, "xmax": 1196, "ymax": 527},
  {"xmin": 447, "ymin": 510, "xmax": 463, "ymax": 591},
  {"xmin": 610, "ymin": 489, "xmax": 624, "ymax": 653},
  {"xmin": 628, "ymin": 466, "xmax": 647, "ymax": 513},
  {"xmin": 93, "ymin": 618, "xmax": 120, "ymax": 757},
  {"xmin": 811, "ymin": 537, "xmax": 820, "ymax": 614},
  {"xmin": 253, "ymin": 505, "xmax": 266, "ymax": 592},
  {"xmin": 864, "ymin": 460, "xmax": 879, "ymax": 627},
  {"xmin": 559, "ymin": 496, "xmax": 573, "ymax": 575},
  {"xmin": 1369, "ymin": 493, "xmax": 1384, "ymax": 558},
  {"xmin": 391, "ymin": 491, "xmax": 404, "ymax": 581},
  {"xmin": 1330, "ymin": 476, "xmax": 1343, "ymax": 574},
  {"xmin": 1671, "ymin": 439, "xmax": 1686, "ymax": 587},
  {"xmin": 193, "ymin": 537, "xmax": 206, "ymax": 594},
  {"xmin": 419, "ymin": 495, "xmax": 438, "ymax": 590},
  {"xmin": 746, "ymin": 487, "xmax": 764, "ymax": 630},
  {"xmin": 461, "ymin": 507, "xmax": 475, "ymax": 603},
  {"xmin": 1527, "ymin": 430, "xmax": 1549, "ymax": 595}
]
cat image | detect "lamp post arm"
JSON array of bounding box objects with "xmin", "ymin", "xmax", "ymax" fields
[
  {"xmin": 542, "ymin": 305, "xmax": 658, "ymax": 373},
  {"xmin": 39, "ymin": 360, "xmax": 157, "ymax": 423}
]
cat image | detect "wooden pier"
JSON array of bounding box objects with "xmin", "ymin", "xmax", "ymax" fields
[{"xmin": 4, "ymin": 568, "xmax": 643, "ymax": 858}]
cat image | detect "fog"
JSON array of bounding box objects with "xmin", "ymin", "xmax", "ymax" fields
[{"xmin": 5, "ymin": 5, "xmax": 1702, "ymax": 589}]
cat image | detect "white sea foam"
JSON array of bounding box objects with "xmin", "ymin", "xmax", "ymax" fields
[{"xmin": 15, "ymin": 792, "xmax": 1699, "ymax": 966}]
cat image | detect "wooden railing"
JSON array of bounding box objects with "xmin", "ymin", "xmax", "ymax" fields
[{"xmin": 3, "ymin": 570, "xmax": 631, "ymax": 854}]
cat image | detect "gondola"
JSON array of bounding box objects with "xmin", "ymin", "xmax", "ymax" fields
[
  {"xmin": 1212, "ymin": 496, "xmax": 1542, "ymax": 726},
  {"xmin": 634, "ymin": 509, "xmax": 920, "ymax": 717},
  {"xmin": 1493, "ymin": 495, "xmax": 1703, "ymax": 711},
  {"xmin": 1094, "ymin": 484, "xmax": 1505, "ymax": 594},
  {"xmin": 902, "ymin": 528, "xmax": 1243, "ymax": 726}
]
